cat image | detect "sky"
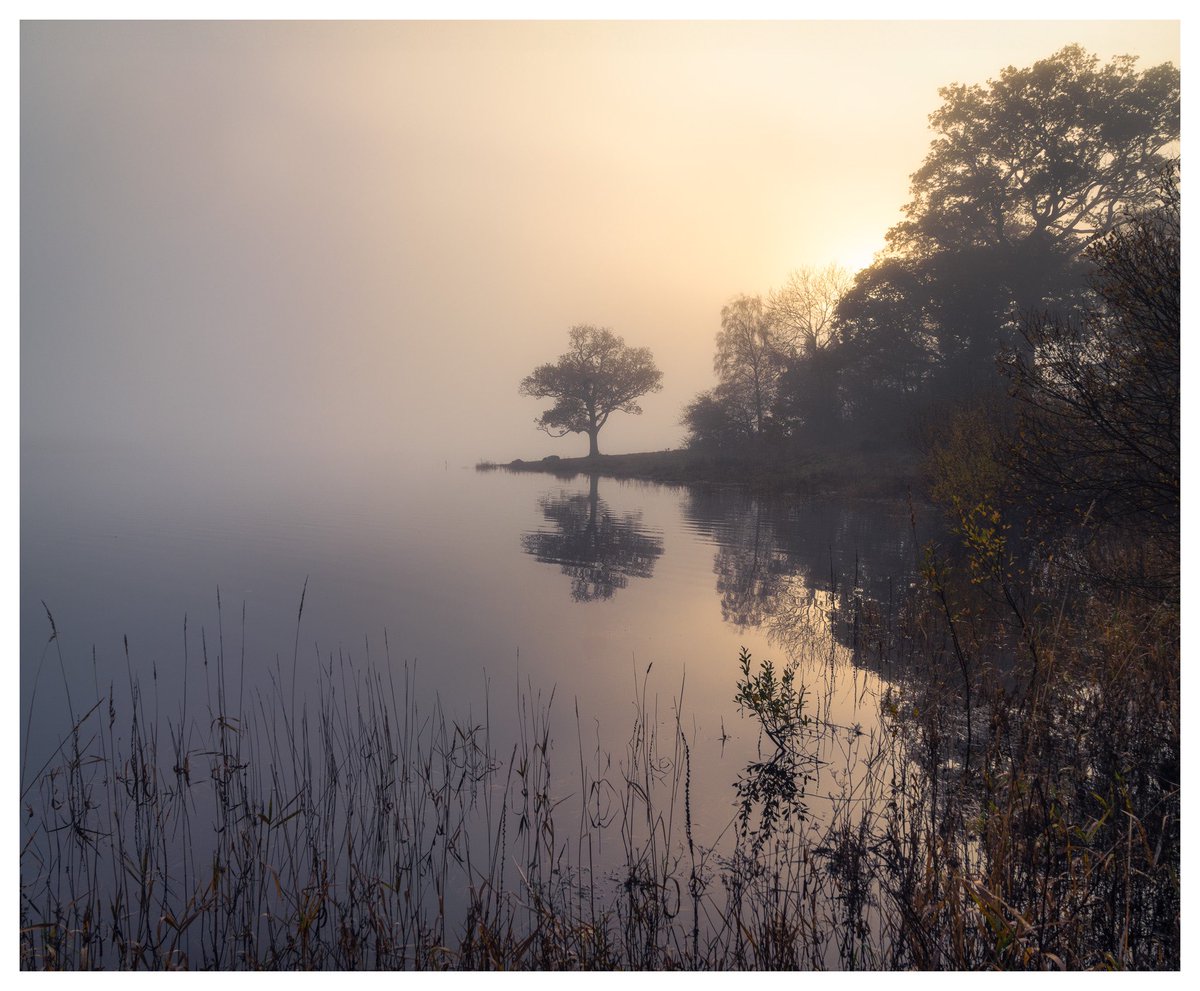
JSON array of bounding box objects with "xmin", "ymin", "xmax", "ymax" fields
[{"xmin": 20, "ymin": 18, "xmax": 1181, "ymax": 470}]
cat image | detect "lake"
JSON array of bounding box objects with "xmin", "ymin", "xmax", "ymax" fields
[{"xmin": 20, "ymin": 445, "xmax": 929, "ymax": 966}]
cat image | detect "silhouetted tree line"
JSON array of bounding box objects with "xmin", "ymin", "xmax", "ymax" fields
[{"xmin": 683, "ymin": 46, "xmax": 1179, "ymax": 457}]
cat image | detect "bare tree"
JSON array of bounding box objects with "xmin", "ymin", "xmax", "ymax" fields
[{"xmin": 768, "ymin": 264, "xmax": 852, "ymax": 359}]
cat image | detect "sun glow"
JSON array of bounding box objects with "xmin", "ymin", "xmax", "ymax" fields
[{"xmin": 832, "ymin": 242, "xmax": 882, "ymax": 280}]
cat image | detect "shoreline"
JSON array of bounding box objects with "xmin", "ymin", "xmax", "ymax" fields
[{"xmin": 478, "ymin": 447, "xmax": 922, "ymax": 499}]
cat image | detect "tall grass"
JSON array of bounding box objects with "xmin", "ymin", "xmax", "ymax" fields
[
  {"xmin": 21, "ymin": 546, "xmax": 1178, "ymax": 969},
  {"xmin": 19, "ymin": 595, "xmax": 895, "ymax": 970},
  {"xmin": 827, "ymin": 528, "xmax": 1180, "ymax": 969}
]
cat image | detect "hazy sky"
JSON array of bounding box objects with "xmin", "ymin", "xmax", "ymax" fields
[{"xmin": 20, "ymin": 20, "xmax": 1180, "ymax": 469}]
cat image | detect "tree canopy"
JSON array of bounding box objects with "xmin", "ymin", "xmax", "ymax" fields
[
  {"xmin": 834, "ymin": 45, "xmax": 1179, "ymax": 424},
  {"xmin": 681, "ymin": 46, "xmax": 1178, "ymax": 455},
  {"xmin": 520, "ymin": 325, "xmax": 663, "ymax": 458},
  {"xmin": 889, "ymin": 44, "xmax": 1179, "ymax": 260}
]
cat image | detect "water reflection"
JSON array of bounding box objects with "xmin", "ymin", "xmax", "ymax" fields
[
  {"xmin": 682, "ymin": 487, "xmax": 920, "ymax": 665},
  {"xmin": 521, "ymin": 474, "xmax": 665, "ymax": 602},
  {"xmin": 710, "ymin": 503, "xmax": 792, "ymax": 628}
]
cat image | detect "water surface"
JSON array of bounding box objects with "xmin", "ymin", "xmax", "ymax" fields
[{"xmin": 22, "ymin": 446, "xmax": 921, "ymax": 841}]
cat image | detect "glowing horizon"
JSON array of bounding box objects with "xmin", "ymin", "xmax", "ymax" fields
[{"xmin": 21, "ymin": 20, "xmax": 1180, "ymax": 464}]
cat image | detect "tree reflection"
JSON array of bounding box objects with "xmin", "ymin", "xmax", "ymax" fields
[
  {"xmin": 683, "ymin": 488, "xmax": 919, "ymax": 665},
  {"xmin": 522, "ymin": 475, "xmax": 664, "ymax": 602},
  {"xmin": 712, "ymin": 505, "xmax": 791, "ymax": 628}
]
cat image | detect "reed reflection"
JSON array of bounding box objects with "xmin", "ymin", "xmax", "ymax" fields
[{"xmin": 522, "ymin": 474, "xmax": 665, "ymax": 602}]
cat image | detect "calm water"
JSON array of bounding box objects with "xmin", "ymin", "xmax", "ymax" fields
[{"xmin": 21, "ymin": 444, "xmax": 921, "ymax": 849}]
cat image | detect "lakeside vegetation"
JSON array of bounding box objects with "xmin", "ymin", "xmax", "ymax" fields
[
  {"xmin": 509, "ymin": 48, "xmax": 1177, "ymax": 508},
  {"xmin": 482, "ymin": 45, "xmax": 1182, "ymax": 971},
  {"xmin": 22, "ymin": 44, "xmax": 1180, "ymax": 971}
]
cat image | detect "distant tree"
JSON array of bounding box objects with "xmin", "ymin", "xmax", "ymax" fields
[
  {"xmin": 520, "ymin": 325, "xmax": 663, "ymax": 458},
  {"xmin": 768, "ymin": 264, "xmax": 852, "ymax": 359},
  {"xmin": 681, "ymin": 383, "xmax": 755, "ymax": 452},
  {"xmin": 713, "ymin": 295, "xmax": 781, "ymax": 439},
  {"xmin": 768, "ymin": 265, "xmax": 853, "ymax": 437}
]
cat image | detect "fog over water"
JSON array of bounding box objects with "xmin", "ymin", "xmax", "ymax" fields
[
  {"xmin": 18, "ymin": 17, "xmax": 1182, "ymax": 761},
  {"xmin": 16, "ymin": 20, "xmax": 1184, "ymax": 970},
  {"xmin": 21, "ymin": 20, "xmax": 1179, "ymax": 471}
]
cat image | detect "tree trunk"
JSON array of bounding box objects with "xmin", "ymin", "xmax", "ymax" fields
[
  {"xmin": 587, "ymin": 429, "xmax": 600, "ymax": 458},
  {"xmin": 587, "ymin": 473, "xmax": 600, "ymax": 523}
]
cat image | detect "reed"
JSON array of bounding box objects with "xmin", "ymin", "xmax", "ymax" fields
[{"xmin": 21, "ymin": 543, "xmax": 1178, "ymax": 969}]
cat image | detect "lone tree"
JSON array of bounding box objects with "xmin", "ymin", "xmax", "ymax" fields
[{"xmin": 520, "ymin": 325, "xmax": 663, "ymax": 458}]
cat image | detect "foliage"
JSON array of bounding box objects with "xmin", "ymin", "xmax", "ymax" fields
[
  {"xmin": 898, "ymin": 161, "xmax": 1180, "ymax": 971},
  {"xmin": 1004, "ymin": 164, "xmax": 1179, "ymax": 595},
  {"xmin": 922, "ymin": 400, "xmax": 1012, "ymax": 518},
  {"xmin": 520, "ymin": 325, "xmax": 662, "ymax": 458},
  {"xmin": 732, "ymin": 647, "xmax": 819, "ymax": 853},
  {"xmin": 686, "ymin": 270, "xmax": 855, "ymax": 448},
  {"xmin": 834, "ymin": 257, "xmax": 936, "ymax": 432},
  {"xmin": 733, "ymin": 646, "xmax": 810, "ymax": 751},
  {"xmin": 679, "ymin": 46, "xmax": 1178, "ymax": 457},
  {"xmin": 680, "ymin": 386, "xmax": 755, "ymax": 452},
  {"xmin": 891, "ymin": 45, "xmax": 1179, "ymax": 258},
  {"xmin": 833, "ymin": 45, "xmax": 1178, "ymax": 429},
  {"xmin": 712, "ymin": 295, "xmax": 781, "ymax": 440},
  {"xmin": 873, "ymin": 518, "xmax": 1180, "ymax": 968}
]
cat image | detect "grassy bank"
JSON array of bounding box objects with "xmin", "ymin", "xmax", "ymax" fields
[
  {"xmin": 480, "ymin": 446, "xmax": 920, "ymax": 498},
  {"xmin": 20, "ymin": 615, "xmax": 901, "ymax": 970}
]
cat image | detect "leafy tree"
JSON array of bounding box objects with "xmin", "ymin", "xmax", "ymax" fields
[
  {"xmin": 713, "ymin": 295, "xmax": 780, "ymax": 440},
  {"xmin": 891, "ymin": 45, "xmax": 1179, "ymax": 262},
  {"xmin": 838, "ymin": 45, "xmax": 1178, "ymax": 425},
  {"xmin": 835, "ymin": 258, "xmax": 936, "ymax": 432},
  {"xmin": 681, "ymin": 385, "xmax": 755, "ymax": 452},
  {"xmin": 520, "ymin": 325, "xmax": 662, "ymax": 458}
]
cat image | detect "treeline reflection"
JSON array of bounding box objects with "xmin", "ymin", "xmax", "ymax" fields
[
  {"xmin": 521, "ymin": 475, "xmax": 922, "ymax": 663},
  {"xmin": 681, "ymin": 487, "xmax": 919, "ymax": 662}
]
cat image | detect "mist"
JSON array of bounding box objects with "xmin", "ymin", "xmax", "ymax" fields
[
  {"xmin": 21, "ymin": 21, "xmax": 1179, "ymax": 475},
  {"xmin": 20, "ymin": 20, "xmax": 1182, "ymax": 972}
]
